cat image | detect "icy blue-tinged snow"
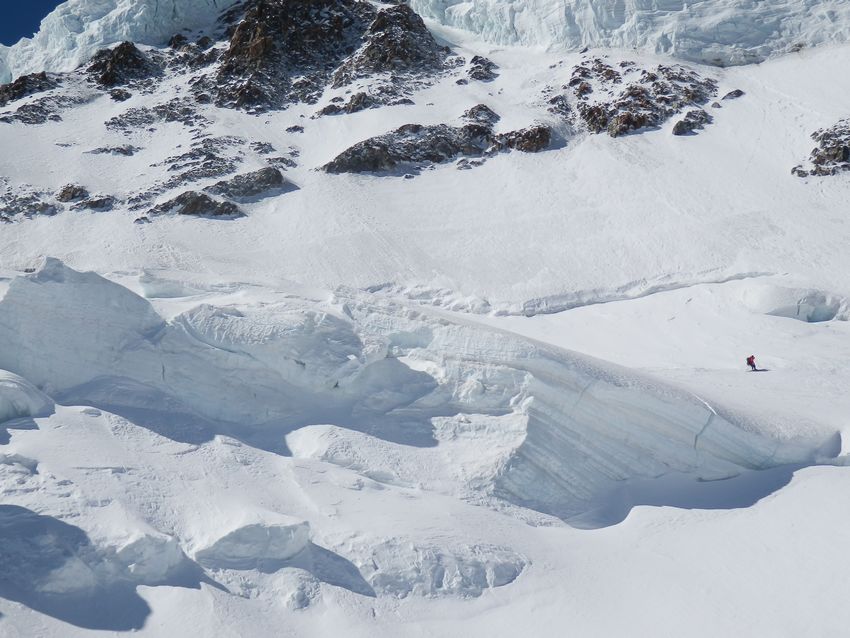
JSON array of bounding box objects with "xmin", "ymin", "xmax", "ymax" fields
[
  {"xmin": 412, "ymin": 0, "xmax": 850, "ymax": 64},
  {"xmin": 0, "ymin": 0, "xmax": 241, "ymax": 83}
]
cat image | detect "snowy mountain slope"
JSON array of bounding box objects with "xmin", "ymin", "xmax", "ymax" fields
[
  {"xmin": 4, "ymin": 0, "xmax": 850, "ymax": 82},
  {"xmin": 2, "ymin": 0, "xmax": 850, "ymax": 636}
]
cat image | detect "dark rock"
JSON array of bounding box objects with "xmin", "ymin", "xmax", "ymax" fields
[
  {"xmin": 323, "ymin": 122, "xmax": 494, "ymax": 174},
  {"xmin": 317, "ymin": 91, "xmax": 382, "ymax": 116},
  {"xmin": 134, "ymin": 216, "xmax": 151, "ymax": 224},
  {"xmin": 105, "ymin": 98, "xmax": 209, "ymax": 132},
  {"xmin": 71, "ymin": 196, "xmax": 116, "ymax": 211},
  {"xmin": 286, "ymin": 125, "xmax": 305, "ymax": 133},
  {"xmin": 571, "ymin": 59, "xmax": 718, "ymax": 137},
  {"xmin": 793, "ymin": 118, "xmax": 850, "ymax": 177},
  {"xmin": 87, "ymin": 42, "xmax": 161, "ymax": 88},
  {"xmin": 155, "ymin": 136, "xmax": 246, "ymax": 189},
  {"xmin": 722, "ymin": 89, "xmax": 745, "ymax": 100},
  {"xmin": 0, "ymin": 94, "xmax": 88, "ymax": 125},
  {"xmin": 56, "ymin": 184, "xmax": 89, "ymax": 202},
  {"xmin": 0, "ymin": 189, "xmax": 58, "ymax": 218},
  {"xmin": 109, "ymin": 88, "xmax": 132, "ymax": 102},
  {"xmin": 494, "ymin": 125, "xmax": 552, "ymax": 152},
  {"xmin": 250, "ymin": 142, "xmax": 276, "ymax": 155},
  {"xmin": 169, "ymin": 34, "xmax": 189, "ymax": 50},
  {"xmin": 212, "ymin": 0, "xmax": 377, "ymax": 112},
  {"xmin": 148, "ymin": 191, "xmax": 244, "ymax": 218},
  {"xmin": 266, "ymin": 156, "xmax": 298, "ymax": 169},
  {"xmin": 463, "ymin": 104, "xmax": 500, "ymax": 125},
  {"xmin": 672, "ymin": 109, "xmax": 713, "ymax": 135},
  {"xmin": 323, "ymin": 116, "xmax": 547, "ymax": 174},
  {"xmin": 203, "ymin": 167, "xmax": 294, "ymax": 201},
  {"xmin": 0, "ymin": 72, "xmax": 59, "ymax": 107},
  {"xmin": 468, "ymin": 56, "xmax": 498, "ymax": 82},
  {"xmin": 331, "ymin": 4, "xmax": 451, "ymax": 88},
  {"xmin": 87, "ymin": 145, "xmax": 141, "ymax": 156}
]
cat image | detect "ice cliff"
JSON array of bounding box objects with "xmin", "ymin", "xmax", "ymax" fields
[{"xmin": 3, "ymin": 0, "xmax": 850, "ymax": 82}]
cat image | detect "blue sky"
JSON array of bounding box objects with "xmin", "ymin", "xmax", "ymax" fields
[{"xmin": 1, "ymin": 1, "xmax": 62, "ymax": 45}]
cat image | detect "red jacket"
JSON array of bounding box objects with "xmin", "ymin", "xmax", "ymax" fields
[{"xmin": 746, "ymin": 356, "xmax": 755, "ymax": 366}]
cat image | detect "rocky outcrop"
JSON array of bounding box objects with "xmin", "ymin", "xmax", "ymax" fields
[
  {"xmin": 56, "ymin": 184, "xmax": 89, "ymax": 202},
  {"xmin": 105, "ymin": 98, "xmax": 209, "ymax": 133},
  {"xmin": 793, "ymin": 119, "xmax": 850, "ymax": 177},
  {"xmin": 552, "ymin": 57, "xmax": 717, "ymax": 137},
  {"xmin": 467, "ymin": 56, "xmax": 499, "ymax": 82},
  {"xmin": 324, "ymin": 122, "xmax": 494, "ymax": 173},
  {"xmin": 494, "ymin": 125, "xmax": 551, "ymax": 152},
  {"xmin": 0, "ymin": 72, "xmax": 58, "ymax": 107},
  {"xmin": 87, "ymin": 42, "xmax": 161, "ymax": 88},
  {"xmin": 212, "ymin": 0, "xmax": 377, "ymax": 111},
  {"xmin": 147, "ymin": 191, "xmax": 244, "ymax": 218},
  {"xmin": 672, "ymin": 109, "xmax": 713, "ymax": 135},
  {"xmin": 71, "ymin": 196, "xmax": 117, "ymax": 211},
  {"xmin": 463, "ymin": 104, "xmax": 500, "ymax": 125},
  {"xmin": 86, "ymin": 145, "xmax": 141, "ymax": 156},
  {"xmin": 331, "ymin": 4, "xmax": 452, "ymax": 87},
  {"xmin": 204, "ymin": 167, "xmax": 295, "ymax": 201},
  {"xmin": 323, "ymin": 117, "xmax": 551, "ymax": 174}
]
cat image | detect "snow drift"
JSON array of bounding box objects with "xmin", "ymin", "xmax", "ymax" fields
[{"xmin": 0, "ymin": 259, "xmax": 834, "ymax": 523}]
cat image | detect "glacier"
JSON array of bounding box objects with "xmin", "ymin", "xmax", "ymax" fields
[
  {"xmin": 0, "ymin": 0, "xmax": 242, "ymax": 83},
  {"xmin": 411, "ymin": 0, "xmax": 850, "ymax": 64},
  {"xmin": 4, "ymin": 0, "xmax": 850, "ymax": 82}
]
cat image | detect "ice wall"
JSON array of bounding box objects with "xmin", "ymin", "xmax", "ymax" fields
[
  {"xmin": 0, "ymin": 0, "xmax": 241, "ymax": 83},
  {"xmin": 411, "ymin": 0, "xmax": 850, "ymax": 64}
]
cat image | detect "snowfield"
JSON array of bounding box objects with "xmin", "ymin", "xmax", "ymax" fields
[{"xmin": 1, "ymin": 0, "xmax": 850, "ymax": 636}]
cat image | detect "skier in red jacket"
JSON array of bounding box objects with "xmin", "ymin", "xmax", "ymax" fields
[{"xmin": 746, "ymin": 355, "xmax": 757, "ymax": 371}]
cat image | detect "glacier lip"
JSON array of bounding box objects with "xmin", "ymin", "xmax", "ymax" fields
[
  {"xmin": 411, "ymin": 0, "xmax": 850, "ymax": 64},
  {"xmin": 0, "ymin": 0, "xmax": 243, "ymax": 83}
]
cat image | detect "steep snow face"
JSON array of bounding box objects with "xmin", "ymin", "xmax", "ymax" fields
[
  {"xmin": 411, "ymin": 0, "xmax": 850, "ymax": 64},
  {"xmin": 0, "ymin": 0, "xmax": 241, "ymax": 83}
]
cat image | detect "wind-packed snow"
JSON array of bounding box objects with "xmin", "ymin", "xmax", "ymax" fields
[{"xmin": 0, "ymin": 0, "xmax": 241, "ymax": 83}]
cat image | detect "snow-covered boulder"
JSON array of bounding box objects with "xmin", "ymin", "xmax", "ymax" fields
[{"xmin": 0, "ymin": 370, "xmax": 54, "ymax": 424}]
